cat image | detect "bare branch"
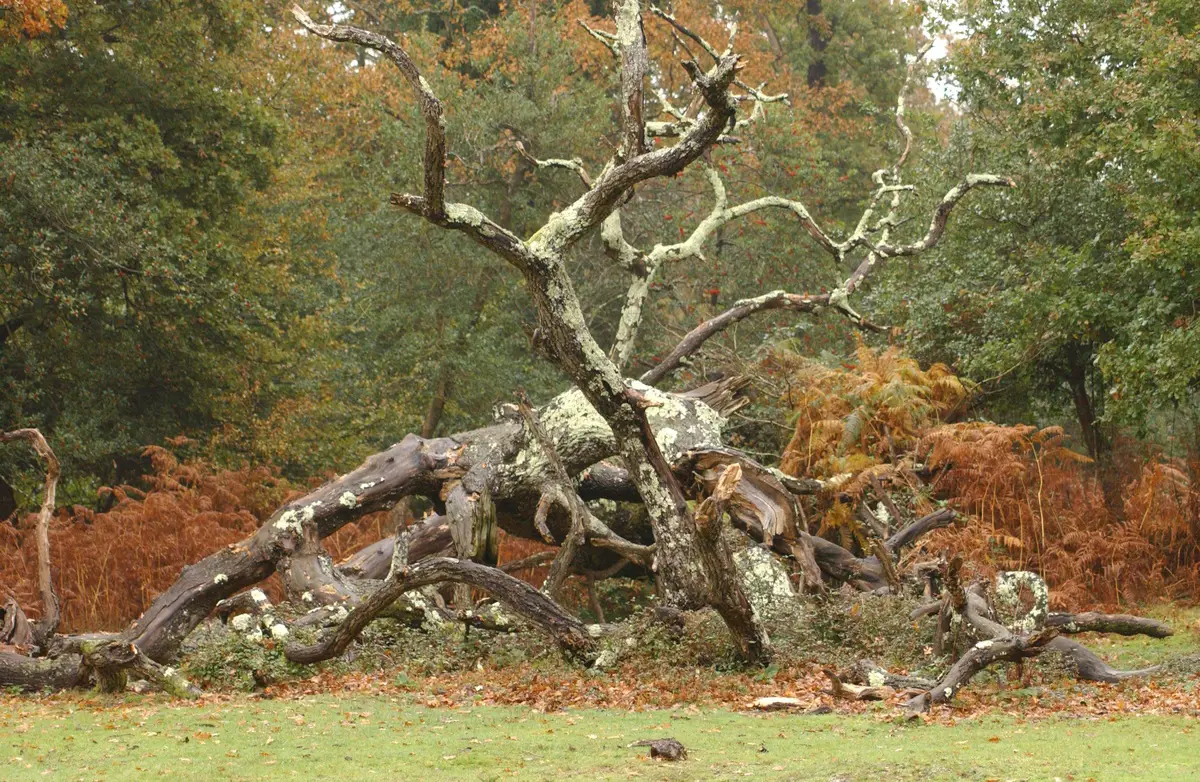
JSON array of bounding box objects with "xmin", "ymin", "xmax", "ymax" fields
[
  {"xmin": 641, "ymin": 289, "xmax": 883, "ymax": 385},
  {"xmin": 292, "ymin": 5, "xmax": 447, "ymax": 218},
  {"xmin": 526, "ymin": 53, "xmax": 743, "ymax": 254},
  {"xmin": 285, "ymin": 558, "xmax": 599, "ymax": 665},
  {"xmin": 1, "ymin": 429, "xmax": 61, "ymax": 642},
  {"xmin": 516, "ymin": 143, "xmax": 594, "ymax": 189},
  {"xmin": 876, "ymin": 174, "xmax": 1015, "ymax": 257},
  {"xmin": 577, "ymin": 19, "xmax": 618, "ymax": 56},
  {"xmin": 390, "ymin": 194, "xmax": 535, "ymax": 268},
  {"xmin": 649, "ymin": 5, "xmax": 721, "ymax": 62},
  {"xmin": 893, "ymin": 43, "xmax": 933, "ymax": 174},
  {"xmin": 657, "ymin": 168, "xmax": 839, "ymax": 262}
]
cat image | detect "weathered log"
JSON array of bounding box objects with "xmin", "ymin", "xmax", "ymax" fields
[
  {"xmin": 852, "ymin": 659, "xmax": 935, "ymax": 691},
  {"xmin": 338, "ymin": 514, "xmax": 454, "ymax": 579},
  {"xmin": 804, "ymin": 508, "xmax": 957, "ymax": 591},
  {"xmin": 1, "ymin": 596, "xmax": 34, "ymax": 649},
  {"xmin": 1046, "ymin": 611, "xmax": 1173, "ymax": 639},
  {"xmin": 0, "ymin": 651, "xmax": 87, "ymax": 692}
]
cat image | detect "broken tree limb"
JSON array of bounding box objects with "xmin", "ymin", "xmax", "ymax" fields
[
  {"xmin": 905, "ymin": 570, "xmax": 1168, "ymax": 710},
  {"xmin": 285, "ymin": 558, "xmax": 599, "ymax": 665},
  {"xmin": 905, "ymin": 628, "xmax": 1060, "ymax": 712},
  {"xmin": 1043, "ymin": 637, "xmax": 1161, "ymax": 683},
  {"xmin": 885, "ymin": 508, "xmax": 957, "ymax": 555},
  {"xmin": 1046, "ymin": 611, "xmax": 1173, "ymax": 639},
  {"xmin": 823, "ymin": 668, "xmax": 894, "ymax": 701},
  {"xmin": 694, "ymin": 463, "xmax": 773, "ymax": 664},
  {"xmin": 682, "ymin": 448, "xmax": 822, "ymax": 592},
  {"xmin": 0, "ymin": 428, "xmax": 61, "ymax": 645}
]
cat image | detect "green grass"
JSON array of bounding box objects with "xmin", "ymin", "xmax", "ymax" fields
[{"xmin": 3, "ymin": 694, "xmax": 1199, "ymax": 780}]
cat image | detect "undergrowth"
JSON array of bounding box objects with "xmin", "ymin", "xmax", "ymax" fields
[{"xmin": 771, "ymin": 342, "xmax": 1200, "ymax": 609}]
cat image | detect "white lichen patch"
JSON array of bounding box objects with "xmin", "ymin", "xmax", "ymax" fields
[
  {"xmin": 657, "ymin": 427, "xmax": 680, "ymax": 460},
  {"xmin": 274, "ymin": 504, "xmax": 316, "ymax": 534},
  {"xmin": 733, "ymin": 545, "xmax": 795, "ymax": 618},
  {"xmin": 359, "ymin": 481, "xmax": 378, "ymax": 491},
  {"xmin": 943, "ymin": 686, "xmax": 954, "ymax": 698},
  {"xmin": 867, "ymin": 670, "xmax": 887, "ymax": 688},
  {"xmin": 445, "ymin": 202, "xmax": 485, "ymax": 227},
  {"xmin": 339, "ymin": 491, "xmax": 358, "ymax": 509},
  {"xmin": 250, "ymin": 589, "xmax": 269, "ymax": 605},
  {"xmin": 588, "ymin": 498, "xmax": 618, "ymax": 515},
  {"xmin": 230, "ymin": 614, "xmax": 253, "ymax": 632},
  {"xmin": 993, "ymin": 570, "xmax": 1049, "ymax": 633},
  {"xmin": 213, "ymin": 573, "xmax": 228, "ymax": 585},
  {"xmin": 302, "ymin": 591, "xmax": 314, "ymax": 603},
  {"xmin": 974, "ymin": 639, "xmax": 994, "ymax": 650},
  {"xmin": 593, "ymin": 647, "xmax": 620, "ymax": 670},
  {"xmin": 269, "ymin": 623, "xmax": 289, "ymax": 640}
]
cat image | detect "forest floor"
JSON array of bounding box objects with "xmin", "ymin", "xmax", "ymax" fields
[{"xmin": 2, "ymin": 605, "xmax": 1197, "ymax": 780}]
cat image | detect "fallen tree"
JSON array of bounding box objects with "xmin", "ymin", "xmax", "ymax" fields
[{"xmin": 0, "ymin": 2, "xmax": 1170, "ymax": 701}]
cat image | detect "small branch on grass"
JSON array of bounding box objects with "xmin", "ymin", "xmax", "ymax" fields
[{"xmin": 904, "ymin": 628, "xmax": 1059, "ymax": 713}]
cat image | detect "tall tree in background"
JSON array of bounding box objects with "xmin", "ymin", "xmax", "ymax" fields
[
  {"xmin": 0, "ymin": 0, "xmax": 328, "ymax": 495},
  {"xmin": 874, "ymin": 0, "xmax": 1200, "ymax": 464}
]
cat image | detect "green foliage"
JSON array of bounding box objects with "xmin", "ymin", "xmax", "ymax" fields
[
  {"xmin": 874, "ymin": 0, "xmax": 1200, "ymax": 449},
  {"xmin": 0, "ymin": 0, "xmax": 326, "ymax": 485}
]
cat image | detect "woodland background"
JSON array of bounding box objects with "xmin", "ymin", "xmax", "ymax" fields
[{"xmin": 1, "ymin": 0, "xmax": 1198, "ymax": 630}]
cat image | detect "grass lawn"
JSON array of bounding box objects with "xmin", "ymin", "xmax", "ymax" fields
[
  {"xmin": 2, "ymin": 605, "xmax": 1195, "ymax": 780},
  {"xmin": 3, "ymin": 693, "xmax": 1198, "ymax": 781}
]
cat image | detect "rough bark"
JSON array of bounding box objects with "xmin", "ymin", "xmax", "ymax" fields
[
  {"xmin": 694, "ymin": 463, "xmax": 773, "ymax": 663},
  {"xmin": 1047, "ymin": 611, "xmax": 1173, "ymax": 638}
]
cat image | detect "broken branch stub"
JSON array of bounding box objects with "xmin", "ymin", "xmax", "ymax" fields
[{"xmin": 0, "ymin": 428, "xmax": 62, "ymax": 644}]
